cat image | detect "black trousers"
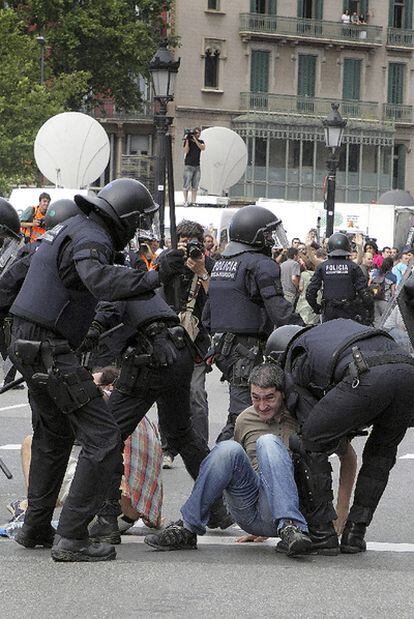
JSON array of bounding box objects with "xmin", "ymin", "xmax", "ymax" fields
[
  {"xmin": 301, "ymin": 364, "xmax": 414, "ymax": 525},
  {"xmin": 103, "ymin": 346, "xmax": 210, "ymax": 504},
  {"xmin": 9, "ymin": 318, "xmax": 122, "ymax": 539}
]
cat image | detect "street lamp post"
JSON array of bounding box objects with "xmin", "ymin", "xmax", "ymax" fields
[
  {"xmin": 149, "ymin": 44, "xmax": 180, "ymax": 249},
  {"xmin": 36, "ymin": 36, "xmax": 46, "ymax": 85},
  {"xmin": 322, "ymin": 103, "xmax": 347, "ymax": 237}
]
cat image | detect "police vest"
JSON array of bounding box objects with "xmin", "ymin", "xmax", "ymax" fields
[
  {"xmin": 123, "ymin": 291, "xmax": 179, "ymax": 330},
  {"xmin": 284, "ymin": 318, "xmax": 396, "ymax": 392},
  {"xmin": 11, "ymin": 215, "xmax": 111, "ymax": 348},
  {"xmin": 208, "ymin": 251, "xmax": 272, "ymax": 336},
  {"xmin": 321, "ymin": 258, "xmax": 356, "ymax": 301}
]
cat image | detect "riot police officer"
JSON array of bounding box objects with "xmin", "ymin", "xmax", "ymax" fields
[
  {"xmin": 84, "ymin": 292, "xmax": 231, "ymax": 545},
  {"xmin": 203, "ymin": 205, "xmax": 302, "ymax": 442},
  {"xmin": 306, "ymin": 232, "xmax": 373, "ymax": 324},
  {"xmin": 266, "ymin": 319, "xmax": 414, "ymax": 554},
  {"xmin": 6, "ymin": 179, "xmax": 170, "ymax": 562}
]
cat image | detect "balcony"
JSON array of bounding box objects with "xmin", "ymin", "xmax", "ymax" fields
[
  {"xmin": 90, "ymin": 100, "xmax": 153, "ymax": 121},
  {"xmin": 240, "ymin": 92, "xmax": 379, "ymax": 121},
  {"xmin": 387, "ymin": 27, "xmax": 414, "ymax": 50},
  {"xmin": 383, "ymin": 103, "xmax": 413, "ymax": 123},
  {"xmin": 239, "ymin": 14, "xmax": 382, "ymax": 48}
]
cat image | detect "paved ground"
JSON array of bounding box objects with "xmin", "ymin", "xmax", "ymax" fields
[{"xmin": 0, "ymin": 368, "xmax": 413, "ymax": 618}]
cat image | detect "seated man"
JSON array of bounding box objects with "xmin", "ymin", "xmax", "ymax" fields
[{"xmin": 144, "ymin": 363, "xmax": 312, "ymax": 558}]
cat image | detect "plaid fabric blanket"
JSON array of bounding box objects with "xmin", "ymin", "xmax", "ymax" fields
[{"xmin": 122, "ymin": 417, "xmax": 163, "ymax": 528}]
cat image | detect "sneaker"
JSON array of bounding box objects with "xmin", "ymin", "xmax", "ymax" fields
[
  {"xmin": 308, "ymin": 523, "xmax": 339, "ymax": 556},
  {"xmin": 144, "ymin": 520, "xmax": 197, "ymax": 551},
  {"xmin": 117, "ymin": 515, "xmax": 136, "ymax": 534},
  {"xmin": 89, "ymin": 515, "xmax": 121, "ymax": 545},
  {"xmin": 275, "ymin": 524, "xmax": 312, "ymax": 557},
  {"xmin": 6, "ymin": 498, "xmax": 27, "ymax": 519},
  {"xmin": 51, "ymin": 536, "xmax": 116, "ymax": 562},
  {"xmin": 14, "ymin": 524, "xmax": 56, "ymax": 549},
  {"xmin": 340, "ymin": 522, "xmax": 367, "ymax": 554},
  {"xmin": 162, "ymin": 454, "xmax": 174, "ymax": 469}
]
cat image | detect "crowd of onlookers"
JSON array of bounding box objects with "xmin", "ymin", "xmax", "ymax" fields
[{"xmin": 341, "ymin": 9, "xmax": 367, "ymax": 26}]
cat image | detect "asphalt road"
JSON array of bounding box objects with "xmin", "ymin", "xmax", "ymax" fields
[{"xmin": 0, "ymin": 367, "xmax": 413, "ymax": 618}]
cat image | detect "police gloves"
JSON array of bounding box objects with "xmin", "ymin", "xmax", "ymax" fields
[
  {"xmin": 157, "ymin": 249, "xmax": 185, "ymax": 284},
  {"xmin": 151, "ymin": 331, "xmax": 177, "ymax": 367},
  {"xmin": 77, "ymin": 321, "xmax": 104, "ymax": 353}
]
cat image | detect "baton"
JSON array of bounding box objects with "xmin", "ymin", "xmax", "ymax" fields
[
  {"xmin": 0, "ymin": 457, "xmax": 13, "ymax": 479},
  {"xmin": 0, "ymin": 376, "xmax": 25, "ymax": 395}
]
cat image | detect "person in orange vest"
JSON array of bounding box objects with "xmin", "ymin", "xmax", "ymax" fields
[{"xmin": 20, "ymin": 192, "xmax": 51, "ymax": 243}]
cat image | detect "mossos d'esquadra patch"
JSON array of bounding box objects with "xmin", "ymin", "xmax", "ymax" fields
[{"xmin": 211, "ymin": 259, "xmax": 240, "ymax": 281}]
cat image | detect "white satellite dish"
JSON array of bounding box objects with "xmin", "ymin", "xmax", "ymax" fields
[
  {"xmin": 34, "ymin": 112, "xmax": 110, "ymax": 188},
  {"xmin": 199, "ymin": 127, "xmax": 247, "ymax": 196}
]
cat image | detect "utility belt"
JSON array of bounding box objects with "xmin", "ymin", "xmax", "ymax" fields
[
  {"xmin": 210, "ymin": 332, "xmax": 266, "ymax": 386},
  {"xmin": 346, "ymin": 346, "xmax": 414, "ymax": 389},
  {"xmin": 11, "ymin": 338, "xmax": 101, "ymax": 414},
  {"xmin": 116, "ymin": 325, "xmax": 187, "ymax": 395}
]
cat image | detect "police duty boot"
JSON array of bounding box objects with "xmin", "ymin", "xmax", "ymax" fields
[
  {"xmin": 340, "ymin": 522, "xmax": 367, "ymax": 554},
  {"xmin": 88, "ymin": 514, "xmax": 121, "ymax": 545},
  {"xmin": 207, "ymin": 498, "xmax": 235, "ymax": 530},
  {"xmin": 144, "ymin": 520, "xmax": 197, "ymax": 551},
  {"xmin": 14, "ymin": 524, "xmax": 56, "ymax": 549},
  {"xmin": 51, "ymin": 537, "xmax": 116, "ymax": 562},
  {"xmin": 308, "ymin": 523, "xmax": 339, "ymax": 556},
  {"xmin": 275, "ymin": 523, "xmax": 312, "ymax": 557}
]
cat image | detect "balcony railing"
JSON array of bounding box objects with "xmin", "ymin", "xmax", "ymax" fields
[
  {"xmin": 240, "ymin": 13, "xmax": 382, "ymax": 46},
  {"xmin": 387, "ymin": 27, "xmax": 414, "ymax": 48},
  {"xmin": 90, "ymin": 101, "xmax": 153, "ymax": 120},
  {"xmin": 240, "ymin": 92, "xmax": 379, "ymax": 121},
  {"xmin": 383, "ymin": 103, "xmax": 413, "ymax": 123}
]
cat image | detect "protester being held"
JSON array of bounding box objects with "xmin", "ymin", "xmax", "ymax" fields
[
  {"xmin": 183, "ymin": 127, "xmax": 205, "ymax": 207},
  {"xmin": 144, "ymin": 364, "xmax": 313, "ymax": 557},
  {"xmin": 392, "ymin": 247, "xmax": 413, "ymax": 286},
  {"xmin": 370, "ymin": 257, "xmax": 397, "ymax": 325},
  {"xmin": 20, "ymin": 192, "xmax": 50, "ymax": 243},
  {"xmin": 280, "ymin": 247, "xmax": 301, "ymax": 307}
]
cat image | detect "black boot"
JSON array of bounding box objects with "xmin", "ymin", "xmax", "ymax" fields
[
  {"xmin": 309, "ymin": 523, "xmax": 339, "ymax": 556},
  {"xmin": 15, "ymin": 524, "xmax": 56, "ymax": 549},
  {"xmin": 275, "ymin": 523, "xmax": 312, "ymax": 557},
  {"xmin": 51, "ymin": 537, "xmax": 116, "ymax": 562},
  {"xmin": 341, "ymin": 522, "xmax": 367, "ymax": 554},
  {"xmin": 207, "ymin": 498, "xmax": 234, "ymax": 530},
  {"xmin": 89, "ymin": 515, "xmax": 121, "ymax": 545}
]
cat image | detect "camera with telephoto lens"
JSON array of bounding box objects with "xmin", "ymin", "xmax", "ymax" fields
[
  {"xmin": 186, "ymin": 239, "xmax": 204, "ymax": 259},
  {"xmin": 184, "ymin": 129, "xmax": 194, "ymax": 142}
]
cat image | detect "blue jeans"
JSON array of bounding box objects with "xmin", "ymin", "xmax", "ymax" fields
[{"xmin": 181, "ymin": 436, "xmax": 308, "ymax": 536}]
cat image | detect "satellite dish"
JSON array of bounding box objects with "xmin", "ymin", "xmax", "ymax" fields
[
  {"xmin": 199, "ymin": 127, "xmax": 247, "ymax": 196},
  {"xmin": 377, "ymin": 189, "xmax": 414, "ymax": 207},
  {"xmin": 34, "ymin": 112, "xmax": 110, "ymax": 188}
]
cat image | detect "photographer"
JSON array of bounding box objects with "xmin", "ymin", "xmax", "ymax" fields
[
  {"xmin": 158, "ymin": 220, "xmax": 213, "ymax": 467},
  {"xmin": 183, "ymin": 127, "xmax": 205, "ymax": 207}
]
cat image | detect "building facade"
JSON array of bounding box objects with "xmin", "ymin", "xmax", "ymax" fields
[{"xmin": 170, "ymin": 0, "xmax": 414, "ymax": 203}]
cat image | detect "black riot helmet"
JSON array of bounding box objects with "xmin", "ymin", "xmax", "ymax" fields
[
  {"xmin": 74, "ymin": 178, "xmax": 159, "ymax": 251},
  {"xmin": 327, "ymin": 232, "xmax": 352, "ymax": 257},
  {"xmin": 44, "ymin": 199, "xmax": 81, "ymax": 230},
  {"xmin": 227, "ymin": 205, "xmax": 288, "ymax": 254},
  {"xmin": 0, "ymin": 198, "xmax": 20, "ymax": 240},
  {"xmin": 265, "ymin": 325, "xmax": 306, "ymax": 362}
]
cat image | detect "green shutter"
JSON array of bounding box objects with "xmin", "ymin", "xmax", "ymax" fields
[
  {"xmin": 388, "ymin": 63, "xmax": 405, "ymax": 104},
  {"xmin": 268, "ymin": 0, "xmax": 277, "ymax": 14},
  {"xmin": 405, "ymin": 0, "xmax": 413, "ymax": 29},
  {"xmin": 315, "ymin": 0, "xmax": 323, "ymax": 19},
  {"xmin": 343, "ymin": 58, "xmax": 361, "ymax": 100},
  {"xmin": 389, "ymin": 0, "xmax": 394, "ymax": 27},
  {"xmin": 297, "ymin": 0, "xmax": 304, "ymax": 17},
  {"xmin": 251, "ymin": 50, "xmax": 270, "ymax": 93},
  {"xmin": 298, "ymin": 55, "xmax": 316, "ymax": 97},
  {"xmin": 360, "ymin": 0, "xmax": 368, "ymax": 19}
]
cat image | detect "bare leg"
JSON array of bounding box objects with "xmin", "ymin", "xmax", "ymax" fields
[
  {"xmin": 21, "ymin": 435, "xmax": 33, "ymax": 491},
  {"xmin": 191, "ymin": 189, "xmax": 198, "ymax": 204}
]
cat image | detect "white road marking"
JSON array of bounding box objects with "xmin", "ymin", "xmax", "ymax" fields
[
  {"xmin": 0, "ymin": 444, "xmax": 21, "ymax": 450},
  {"xmin": 399, "ymin": 453, "xmax": 414, "ymax": 459},
  {"xmin": 0, "ymin": 403, "xmax": 29, "ymax": 413}
]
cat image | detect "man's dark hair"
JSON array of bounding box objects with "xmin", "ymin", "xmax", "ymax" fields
[
  {"xmin": 248, "ymin": 363, "xmax": 285, "ymax": 393},
  {"xmin": 292, "ymin": 237, "xmax": 300, "ymax": 243},
  {"xmin": 382, "ymin": 246, "xmax": 391, "ymax": 253},
  {"xmin": 39, "ymin": 192, "xmax": 51, "ymax": 202},
  {"xmin": 287, "ymin": 247, "xmax": 299, "ymax": 260},
  {"xmin": 177, "ymin": 220, "xmax": 205, "ymax": 243},
  {"xmin": 94, "ymin": 366, "xmax": 120, "ymax": 386}
]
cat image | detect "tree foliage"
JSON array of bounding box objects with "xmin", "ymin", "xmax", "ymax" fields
[{"xmin": 0, "ymin": 8, "xmax": 88, "ymax": 194}]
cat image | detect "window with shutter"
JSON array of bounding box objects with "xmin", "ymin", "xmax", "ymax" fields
[
  {"xmin": 388, "ymin": 63, "xmax": 405, "ymax": 103},
  {"xmin": 251, "ymin": 50, "xmax": 270, "ymax": 93},
  {"xmin": 297, "ymin": 0, "xmax": 323, "ymax": 18},
  {"xmin": 298, "ymin": 55, "xmax": 316, "ymax": 97},
  {"xmin": 250, "ymin": 1, "xmax": 277, "ymax": 13},
  {"xmin": 343, "ymin": 58, "xmax": 361, "ymax": 100}
]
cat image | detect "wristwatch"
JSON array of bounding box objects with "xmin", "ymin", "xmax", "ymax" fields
[{"xmin": 199, "ymin": 272, "xmax": 209, "ymax": 281}]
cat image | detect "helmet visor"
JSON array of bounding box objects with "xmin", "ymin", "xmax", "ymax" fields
[{"xmin": 272, "ymin": 223, "xmax": 289, "ymax": 249}]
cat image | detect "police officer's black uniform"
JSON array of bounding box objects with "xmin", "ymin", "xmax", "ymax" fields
[
  {"xmin": 5, "ymin": 179, "xmax": 165, "ymax": 561},
  {"xmin": 203, "ymin": 205, "xmax": 302, "ymax": 441},
  {"xmin": 306, "ymin": 232, "xmax": 373, "ymax": 324},
  {"xmin": 268, "ymin": 318, "xmax": 414, "ymax": 554}
]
